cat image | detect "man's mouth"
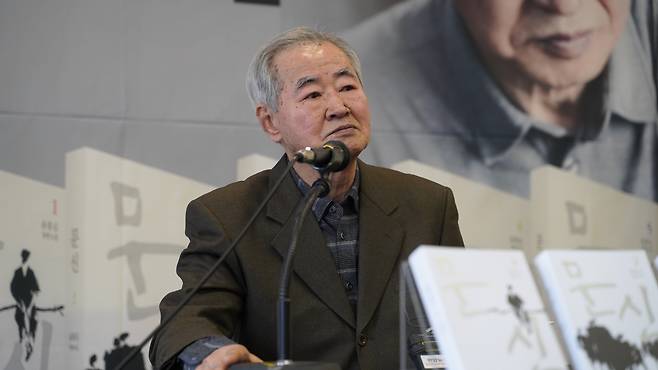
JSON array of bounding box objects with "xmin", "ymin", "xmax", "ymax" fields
[
  {"xmin": 536, "ymin": 30, "xmax": 593, "ymax": 59},
  {"xmin": 327, "ymin": 124, "xmax": 357, "ymax": 137}
]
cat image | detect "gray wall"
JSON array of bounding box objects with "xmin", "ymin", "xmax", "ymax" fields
[{"xmin": 0, "ymin": 0, "xmax": 401, "ymax": 188}]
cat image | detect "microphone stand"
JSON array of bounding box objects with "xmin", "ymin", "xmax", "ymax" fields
[
  {"xmin": 231, "ymin": 172, "xmax": 340, "ymax": 370},
  {"xmin": 279, "ymin": 177, "xmax": 329, "ymax": 360}
]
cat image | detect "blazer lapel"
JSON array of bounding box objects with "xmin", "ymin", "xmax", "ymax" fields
[
  {"xmin": 266, "ymin": 156, "xmax": 356, "ymax": 329},
  {"xmin": 356, "ymin": 162, "xmax": 405, "ymax": 332}
]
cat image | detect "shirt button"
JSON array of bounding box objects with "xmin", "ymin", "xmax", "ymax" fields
[
  {"xmin": 339, "ymin": 231, "xmax": 345, "ymax": 240},
  {"xmin": 358, "ymin": 334, "xmax": 368, "ymax": 347},
  {"xmin": 345, "ymin": 281, "xmax": 353, "ymax": 291},
  {"xmin": 563, "ymin": 156, "xmax": 580, "ymax": 173},
  {"xmin": 329, "ymin": 205, "xmax": 337, "ymax": 213}
]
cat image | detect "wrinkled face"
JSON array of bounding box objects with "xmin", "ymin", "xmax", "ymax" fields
[
  {"xmin": 454, "ymin": 0, "xmax": 631, "ymax": 88},
  {"xmin": 261, "ymin": 42, "xmax": 371, "ymax": 160}
]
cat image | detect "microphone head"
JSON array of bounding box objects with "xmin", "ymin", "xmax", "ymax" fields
[{"xmin": 318, "ymin": 141, "xmax": 350, "ymax": 173}]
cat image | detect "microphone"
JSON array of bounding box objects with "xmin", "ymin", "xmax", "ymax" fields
[{"xmin": 293, "ymin": 141, "xmax": 350, "ymax": 172}]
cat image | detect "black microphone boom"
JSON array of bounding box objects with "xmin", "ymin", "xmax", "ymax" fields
[{"xmin": 293, "ymin": 141, "xmax": 350, "ymax": 173}]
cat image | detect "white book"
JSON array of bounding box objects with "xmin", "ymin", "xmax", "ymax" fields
[
  {"xmin": 0, "ymin": 170, "xmax": 68, "ymax": 370},
  {"xmin": 393, "ymin": 160, "xmax": 530, "ymax": 251},
  {"xmin": 236, "ymin": 153, "xmax": 277, "ymax": 181},
  {"xmin": 408, "ymin": 246, "xmax": 568, "ymax": 370},
  {"xmin": 530, "ymin": 166, "xmax": 658, "ymax": 259},
  {"xmin": 65, "ymin": 147, "xmax": 212, "ymax": 369},
  {"xmin": 535, "ymin": 250, "xmax": 658, "ymax": 370}
]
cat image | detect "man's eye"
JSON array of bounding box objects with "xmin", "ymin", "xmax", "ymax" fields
[
  {"xmin": 340, "ymin": 85, "xmax": 356, "ymax": 92},
  {"xmin": 304, "ymin": 92, "xmax": 321, "ymax": 100}
]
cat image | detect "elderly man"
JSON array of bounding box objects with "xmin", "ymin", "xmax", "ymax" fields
[
  {"xmin": 149, "ymin": 27, "xmax": 463, "ymax": 370},
  {"xmin": 345, "ymin": 0, "xmax": 657, "ymax": 201}
]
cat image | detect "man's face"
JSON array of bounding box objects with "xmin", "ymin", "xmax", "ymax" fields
[
  {"xmin": 454, "ymin": 0, "xmax": 631, "ymax": 88},
  {"xmin": 259, "ymin": 42, "xmax": 371, "ymax": 160}
]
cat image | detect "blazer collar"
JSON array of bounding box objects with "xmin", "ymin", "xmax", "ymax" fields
[
  {"xmin": 356, "ymin": 161, "xmax": 405, "ymax": 332},
  {"xmin": 266, "ymin": 155, "xmax": 302, "ymax": 225},
  {"xmin": 266, "ymin": 157, "xmax": 405, "ymax": 331}
]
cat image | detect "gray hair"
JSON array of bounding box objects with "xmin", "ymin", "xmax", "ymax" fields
[{"xmin": 246, "ymin": 26, "xmax": 363, "ymax": 112}]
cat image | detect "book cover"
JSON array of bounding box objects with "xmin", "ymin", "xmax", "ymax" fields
[
  {"xmin": 409, "ymin": 246, "xmax": 568, "ymax": 370},
  {"xmin": 530, "ymin": 166, "xmax": 657, "ymax": 260},
  {"xmin": 236, "ymin": 153, "xmax": 276, "ymax": 181},
  {"xmin": 65, "ymin": 147, "xmax": 212, "ymax": 369},
  {"xmin": 0, "ymin": 170, "xmax": 68, "ymax": 370},
  {"xmin": 393, "ymin": 160, "xmax": 529, "ymax": 251},
  {"xmin": 535, "ymin": 250, "xmax": 658, "ymax": 370}
]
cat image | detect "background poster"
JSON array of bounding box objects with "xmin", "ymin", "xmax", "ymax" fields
[{"xmin": 0, "ymin": 0, "xmax": 656, "ymax": 368}]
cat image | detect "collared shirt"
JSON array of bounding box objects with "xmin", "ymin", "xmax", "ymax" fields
[
  {"xmin": 346, "ymin": 0, "xmax": 656, "ymax": 201},
  {"xmin": 289, "ymin": 167, "xmax": 361, "ymax": 312}
]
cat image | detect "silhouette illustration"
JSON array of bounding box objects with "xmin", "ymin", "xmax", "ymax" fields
[
  {"xmin": 642, "ymin": 338, "xmax": 658, "ymax": 362},
  {"xmin": 85, "ymin": 354, "xmax": 101, "ymax": 370},
  {"xmin": 506, "ymin": 285, "xmax": 531, "ymax": 332},
  {"xmin": 90, "ymin": 332, "xmax": 145, "ymax": 370},
  {"xmin": 0, "ymin": 249, "xmax": 64, "ymax": 362},
  {"xmin": 577, "ymin": 320, "xmax": 644, "ymax": 370}
]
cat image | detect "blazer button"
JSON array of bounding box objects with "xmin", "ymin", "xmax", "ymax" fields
[{"xmin": 358, "ymin": 334, "xmax": 368, "ymax": 347}]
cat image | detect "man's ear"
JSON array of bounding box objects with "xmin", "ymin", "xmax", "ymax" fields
[{"xmin": 257, "ymin": 104, "xmax": 282, "ymax": 143}]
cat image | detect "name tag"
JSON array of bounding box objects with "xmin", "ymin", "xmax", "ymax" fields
[{"xmin": 420, "ymin": 354, "xmax": 445, "ymax": 369}]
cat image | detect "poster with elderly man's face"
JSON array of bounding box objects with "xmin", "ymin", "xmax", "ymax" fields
[{"xmin": 0, "ymin": 0, "xmax": 656, "ymax": 369}]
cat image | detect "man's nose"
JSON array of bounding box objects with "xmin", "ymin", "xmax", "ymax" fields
[
  {"xmin": 325, "ymin": 92, "xmax": 350, "ymax": 120},
  {"xmin": 531, "ymin": 0, "xmax": 582, "ymax": 14}
]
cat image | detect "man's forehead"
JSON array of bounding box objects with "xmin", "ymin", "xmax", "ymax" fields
[
  {"xmin": 294, "ymin": 68, "xmax": 356, "ymax": 90},
  {"xmin": 273, "ymin": 42, "xmax": 355, "ymax": 79}
]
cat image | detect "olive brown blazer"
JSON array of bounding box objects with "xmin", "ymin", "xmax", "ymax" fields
[{"xmin": 149, "ymin": 157, "xmax": 464, "ymax": 370}]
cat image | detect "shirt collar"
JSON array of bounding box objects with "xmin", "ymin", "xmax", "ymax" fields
[
  {"xmin": 437, "ymin": 0, "xmax": 656, "ymax": 165},
  {"xmin": 290, "ymin": 166, "xmax": 360, "ymax": 221}
]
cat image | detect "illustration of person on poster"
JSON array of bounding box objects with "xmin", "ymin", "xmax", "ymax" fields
[
  {"xmin": 10, "ymin": 249, "xmax": 41, "ymax": 361},
  {"xmin": 0, "ymin": 249, "xmax": 64, "ymax": 363}
]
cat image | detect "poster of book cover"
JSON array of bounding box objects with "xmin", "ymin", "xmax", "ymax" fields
[
  {"xmin": 65, "ymin": 147, "xmax": 212, "ymax": 370},
  {"xmin": 0, "ymin": 170, "xmax": 68, "ymax": 370},
  {"xmin": 236, "ymin": 154, "xmax": 277, "ymax": 181},
  {"xmin": 393, "ymin": 160, "xmax": 529, "ymax": 251},
  {"xmin": 408, "ymin": 246, "xmax": 568, "ymax": 370},
  {"xmin": 530, "ymin": 166, "xmax": 658, "ymax": 260},
  {"xmin": 535, "ymin": 250, "xmax": 658, "ymax": 370}
]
